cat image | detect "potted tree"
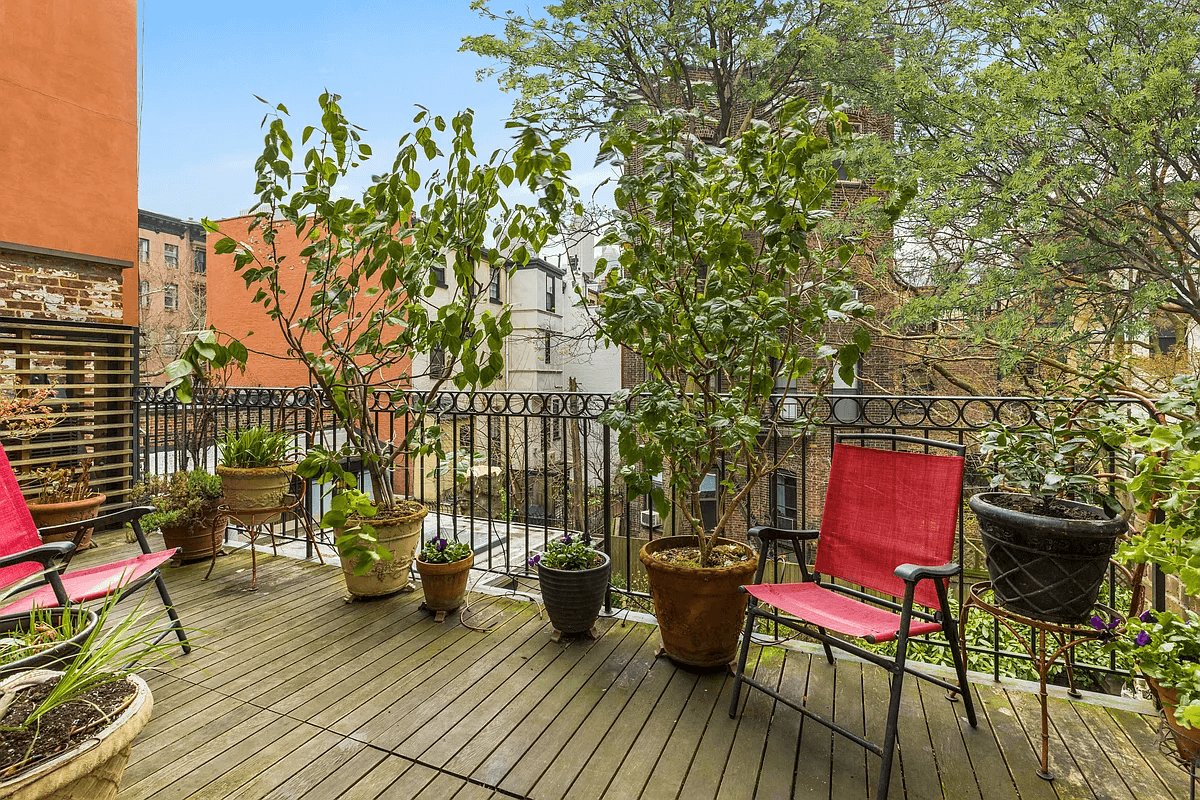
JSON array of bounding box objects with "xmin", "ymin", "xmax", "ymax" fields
[
  {"xmin": 0, "ymin": 592, "xmax": 176, "ymax": 800},
  {"xmin": 414, "ymin": 535, "xmax": 473, "ymax": 621},
  {"xmin": 530, "ymin": 534, "xmax": 610, "ymax": 641},
  {"xmin": 22, "ymin": 461, "xmax": 105, "ymax": 548},
  {"xmin": 593, "ymin": 97, "xmax": 900, "ymax": 667},
  {"xmin": 129, "ymin": 470, "xmax": 226, "ymax": 562},
  {"xmin": 970, "ymin": 395, "xmax": 1129, "ymax": 623},
  {"xmin": 203, "ymin": 93, "xmax": 577, "ymax": 599},
  {"xmin": 215, "ymin": 425, "xmax": 297, "ymax": 521}
]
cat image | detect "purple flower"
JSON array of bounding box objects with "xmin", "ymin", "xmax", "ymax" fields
[
  {"xmin": 528, "ymin": 553, "xmax": 541, "ymax": 566},
  {"xmin": 1141, "ymin": 610, "xmax": 1156, "ymax": 624},
  {"xmin": 1108, "ymin": 617, "xmax": 1121, "ymax": 630},
  {"xmin": 1135, "ymin": 630, "xmax": 1152, "ymax": 647},
  {"xmin": 436, "ymin": 538, "xmax": 446, "ymax": 552},
  {"xmin": 562, "ymin": 535, "xmax": 573, "ymax": 546},
  {"xmin": 1089, "ymin": 615, "xmax": 1105, "ymax": 632}
]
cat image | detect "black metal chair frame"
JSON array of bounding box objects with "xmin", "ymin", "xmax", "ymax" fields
[
  {"xmin": 0, "ymin": 506, "xmax": 190, "ymax": 655},
  {"xmin": 728, "ymin": 434, "xmax": 977, "ymax": 800}
]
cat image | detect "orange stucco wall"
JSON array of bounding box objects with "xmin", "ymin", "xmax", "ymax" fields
[
  {"xmin": 0, "ymin": 0, "xmax": 139, "ymax": 322},
  {"xmin": 206, "ymin": 214, "xmax": 413, "ymax": 389}
]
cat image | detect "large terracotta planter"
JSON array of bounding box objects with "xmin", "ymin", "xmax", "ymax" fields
[
  {"xmin": 416, "ymin": 552, "xmax": 474, "ymax": 613},
  {"xmin": 1146, "ymin": 675, "xmax": 1200, "ymax": 762},
  {"xmin": 970, "ymin": 492, "xmax": 1126, "ymax": 624},
  {"xmin": 639, "ymin": 536, "xmax": 758, "ymax": 668},
  {"xmin": 340, "ymin": 503, "xmax": 428, "ymax": 599},
  {"xmin": 0, "ymin": 670, "xmax": 153, "ymax": 800},
  {"xmin": 538, "ymin": 552, "xmax": 611, "ymax": 637},
  {"xmin": 29, "ymin": 493, "xmax": 105, "ymax": 549},
  {"xmin": 215, "ymin": 463, "xmax": 297, "ymax": 523},
  {"xmin": 0, "ymin": 609, "xmax": 99, "ymax": 679},
  {"xmin": 159, "ymin": 501, "xmax": 227, "ymax": 562}
]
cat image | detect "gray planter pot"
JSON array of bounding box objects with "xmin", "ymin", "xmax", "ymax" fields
[{"xmin": 537, "ymin": 552, "xmax": 611, "ymax": 637}]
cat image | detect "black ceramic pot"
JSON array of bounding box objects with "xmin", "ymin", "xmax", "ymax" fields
[
  {"xmin": 969, "ymin": 492, "xmax": 1126, "ymax": 624},
  {"xmin": 537, "ymin": 552, "xmax": 611, "ymax": 636}
]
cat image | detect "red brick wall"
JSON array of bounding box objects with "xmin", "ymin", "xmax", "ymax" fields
[{"xmin": 0, "ymin": 248, "xmax": 125, "ymax": 323}]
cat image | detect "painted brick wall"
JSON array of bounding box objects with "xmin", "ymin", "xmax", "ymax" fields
[{"xmin": 0, "ymin": 247, "xmax": 125, "ymax": 323}]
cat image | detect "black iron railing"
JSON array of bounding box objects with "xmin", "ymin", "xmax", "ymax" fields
[{"xmin": 135, "ymin": 387, "xmax": 1150, "ymax": 686}]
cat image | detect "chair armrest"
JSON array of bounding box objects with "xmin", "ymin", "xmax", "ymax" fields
[
  {"xmin": 0, "ymin": 541, "xmax": 75, "ymax": 571},
  {"xmin": 38, "ymin": 505, "xmax": 153, "ymax": 540},
  {"xmin": 894, "ymin": 562, "xmax": 961, "ymax": 584},
  {"xmin": 748, "ymin": 525, "xmax": 820, "ymax": 542}
]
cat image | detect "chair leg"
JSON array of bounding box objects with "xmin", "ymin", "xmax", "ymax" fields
[
  {"xmin": 937, "ymin": 582, "xmax": 977, "ymax": 728},
  {"xmin": 729, "ymin": 601, "xmax": 758, "ymax": 719},
  {"xmin": 876, "ymin": 632, "xmax": 909, "ymax": 800},
  {"xmin": 154, "ymin": 573, "xmax": 190, "ymax": 655},
  {"xmin": 817, "ymin": 626, "xmax": 835, "ymax": 664}
]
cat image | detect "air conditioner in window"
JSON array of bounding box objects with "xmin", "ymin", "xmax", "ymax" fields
[{"xmin": 639, "ymin": 509, "xmax": 662, "ymax": 529}]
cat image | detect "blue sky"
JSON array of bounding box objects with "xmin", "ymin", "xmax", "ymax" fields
[{"xmin": 137, "ymin": 0, "xmax": 613, "ymax": 222}]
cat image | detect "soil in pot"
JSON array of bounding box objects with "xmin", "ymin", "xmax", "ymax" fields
[
  {"xmin": 640, "ymin": 536, "xmax": 757, "ymax": 669},
  {"xmin": 29, "ymin": 493, "xmax": 106, "ymax": 549},
  {"xmin": 1146, "ymin": 676, "xmax": 1200, "ymax": 763},
  {"xmin": 416, "ymin": 552, "xmax": 474, "ymax": 615},
  {"xmin": 341, "ymin": 502, "xmax": 428, "ymax": 599},
  {"xmin": 538, "ymin": 551, "xmax": 611, "ymax": 638},
  {"xmin": 970, "ymin": 491, "xmax": 1125, "ymax": 624},
  {"xmin": 160, "ymin": 502, "xmax": 228, "ymax": 562},
  {"xmin": 0, "ymin": 677, "xmax": 137, "ymax": 776}
]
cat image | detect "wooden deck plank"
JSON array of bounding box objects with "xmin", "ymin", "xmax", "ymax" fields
[
  {"xmin": 368, "ymin": 760, "xmax": 440, "ymax": 800},
  {"xmin": 334, "ymin": 755, "xmax": 416, "ymax": 800},
  {"xmin": 751, "ymin": 650, "xmax": 809, "ymax": 800},
  {"xmin": 600, "ymin": 667, "xmax": 699, "ymax": 800},
  {"xmin": 413, "ymin": 770, "xmax": 477, "ymax": 800},
  {"xmin": 973, "ymin": 687, "xmax": 1059, "ymax": 800},
  {"xmin": 791, "ymin": 654, "xmax": 836, "ymax": 799},
  {"xmin": 484, "ymin": 623, "xmax": 652, "ymax": 794},
  {"xmin": 637, "ymin": 672, "xmax": 727, "ymax": 800},
  {"xmin": 829, "ymin": 659, "xmax": 869, "ymax": 800},
  {"xmin": 889, "ymin": 665, "xmax": 942, "ymax": 800},
  {"xmin": 453, "ymin": 621, "xmax": 648, "ymax": 788},
  {"xmin": 1071, "ymin": 699, "xmax": 1177, "ymax": 800},
  {"xmin": 716, "ymin": 646, "xmax": 786, "ymax": 800},
  {"xmin": 224, "ymin": 732, "xmax": 367, "ymax": 800},
  {"xmin": 1104, "ymin": 705, "xmax": 1190, "ymax": 800},
  {"xmin": 1039, "ymin": 690, "xmax": 1137, "ymax": 800},
  {"xmin": 860, "ymin": 653, "xmax": 905, "ymax": 800},
  {"xmin": 295, "ymin": 746, "xmax": 390, "ymax": 799},
  {"xmin": 917, "ymin": 672, "xmax": 984, "ymax": 800},
  {"xmin": 1004, "ymin": 687, "xmax": 1093, "ymax": 800},
  {"xmin": 941, "ymin": 686, "xmax": 1019, "ymax": 800}
]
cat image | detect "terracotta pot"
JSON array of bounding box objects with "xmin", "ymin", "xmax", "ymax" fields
[
  {"xmin": 215, "ymin": 463, "xmax": 297, "ymax": 523},
  {"xmin": 29, "ymin": 493, "xmax": 106, "ymax": 549},
  {"xmin": 1146, "ymin": 675, "xmax": 1200, "ymax": 762},
  {"xmin": 416, "ymin": 552, "xmax": 474, "ymax": 612},
  {"xmin": 340, "ymin": 503, "xmax": 428, "ymax": 598},
  {"xmin": 0, "ymin": 609, "xmax": 99, "ymax": 679},
  {"xmin": 159, "ymin": 501, "xmax": 227, "ymax": 562},
  {"xmin": 538, "ymin": 552, "xmax": 611, "ymax": 636},
  {"xmin": 0, "ymin": 670, "xmax": 152, "ymax": 800},
  {"xmin": 639, "ymin": 535, "xmax": 758, "ymax": 668},
  {"xmin": 970, "ymin": 492, "xmax": 1126, "ymax": 624}
]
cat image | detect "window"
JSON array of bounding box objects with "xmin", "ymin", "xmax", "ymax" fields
[
  {"xmin": 429, "ymin": 345, "xmax": 447, "ymax": 379},
  {"xmin": 1157, "ymin": 327, "xmax": 1179, "ymax": 355},
  {"xmin": 190, "ymin": 284, "xmax": 206, "ymax": 323},
  {"xmin": 489, "ymin": 269, "xmax": 501, "ymax": 302},
  {"xmin": 544, "ymin": 332, "xmax": 553, "ymax": 366},
  {"xmin": 138, "ymin": 280, "xmax": 150, "ymax": 308},
  {"xmin": 770, "ymin": 471, "xmax": 798, "ymax": 530},
  {"xmin": 193, "ymin": 248, "xmax": 206, "ymax": 274},
  {"xmin": 432, "ymin": 264, "xmax": 446, "ymax": 287},
  {"xmin": 162, "ymin": 339, "xmax": 180, "ymax": 358},
  {"xmin": 164, "ymin": 243, "xmax": 179, "ymax": 268},
  {"xmin": 568, "ymin": 254, "xmax": 579, "ymax": 271},
  {"xmin": 163, "ymin": 283, "xmax": 178, "ymax": 311},
  {"xmin": 545, "ymin": 273, "xmax": 556, "ymax": 312},
  {"xmin": 138, "ymin": 238, "xmax": 150, "ymax": 263}
]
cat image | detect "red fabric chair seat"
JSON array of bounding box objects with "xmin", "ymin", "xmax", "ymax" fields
[
  {"xmin": 744, "ymin": 582, "xmax": 943, "ymax": 644},
  {"xmin": 0, "ymin": 550, "xmax": 177, "ymax": 615}
]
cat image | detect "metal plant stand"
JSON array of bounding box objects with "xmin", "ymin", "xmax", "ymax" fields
[
  {"xmin": 204, "ymin": 494, "xmax": 325, "ymax": 590},
  {"xmin": 1157, "ymin": 710, "xmax": 1200, "ymax": 800},
  {"xmin": 960, "ymin": 581, "xmax": 1123, "ymax": 780}
]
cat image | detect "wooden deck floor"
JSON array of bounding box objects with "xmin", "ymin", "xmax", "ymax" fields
[{"xmin": 77, "ymin": 537, "xmax": 1191, "ymax": 800}]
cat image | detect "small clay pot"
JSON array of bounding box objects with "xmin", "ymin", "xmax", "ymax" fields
[
  {"xmin": 29, "ymin": 493, "xmax": 106, "ymax": 548},
  {"xmin": 416, "ymin": 552, "xmax": 474, "ymax": 612}
]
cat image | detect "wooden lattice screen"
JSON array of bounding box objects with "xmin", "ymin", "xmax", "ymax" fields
[{"xmin": 0, "ymin": 316, "xmax": 138, "ymax": 508}]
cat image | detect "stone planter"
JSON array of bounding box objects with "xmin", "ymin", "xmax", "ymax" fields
[
  {"xmin": 416, "ymin": 552, "xmax": 474, "ymax": 617},
  {"xmin": 970, "ymin": 492, "xmax": 1126, "ymax": 624},
  {"xmin": 537, "ymin": 552, "xmax": 611, "ymax": 639},
  {"xmin": 28, "ymin": 493, "xmax": 105, "ymax": 548},
  {"xmin": 0, "ymin": 609, "xmax": 99, "ymax": 679},
  {"xmin": 159, "ymin": 501, "xmax": 227, "ymax": 562},
  {"xmin": 1146, "ymin": 675, "xmax": 1200, "ymax": 763},
  {"xmin": 215, "ymin": 463, "xmax": 297, "ymax": 523},
  {"xmin": 340, "ymin": 503, "xmax": 428, "ymax": 599},
  {"xmin": 639, "ymin": 535, "xmax": 758, "ymax": 668},
  {"xmin": 0, "ymin": 670, "xmax": 152, "ymax": 800}
]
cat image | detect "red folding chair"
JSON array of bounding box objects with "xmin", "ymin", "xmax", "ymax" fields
[
  {"xmin": 729, "ymin": 434, "xmax": 975, "ymax": 800},
  {"xmin": 0, "ymin": 444, "xmax": 189, "ymax": 653}
]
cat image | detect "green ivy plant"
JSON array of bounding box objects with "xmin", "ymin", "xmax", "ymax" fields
[{"xmin": 593, "ymin": 95, "xmax": 910, "ymax": 567}]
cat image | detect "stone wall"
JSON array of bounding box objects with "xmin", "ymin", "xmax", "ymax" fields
[{"xmin": 0, "ymin": 247, "xmax": 125, "ymax": 323}]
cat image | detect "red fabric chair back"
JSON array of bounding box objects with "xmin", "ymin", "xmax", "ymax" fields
[
  {"xmin": 0, "ymin": 443, "xmax": 46, "ymax": 591},
  {"xmin": 813, "ymin": 442, "xmax": 965, "ymax": 609}
]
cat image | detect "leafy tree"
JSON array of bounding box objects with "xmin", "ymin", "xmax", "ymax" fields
[
  {"xmin": 204, "ymin": 92, "xmax": 579, "ymax": 533},
  {"xmin": 872, "ymin": 0, "xmax": 1200, "ymax": 386},
  {"xmin": 595, "ymin": 97, "xmax": 908, "ymax": 566}
]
